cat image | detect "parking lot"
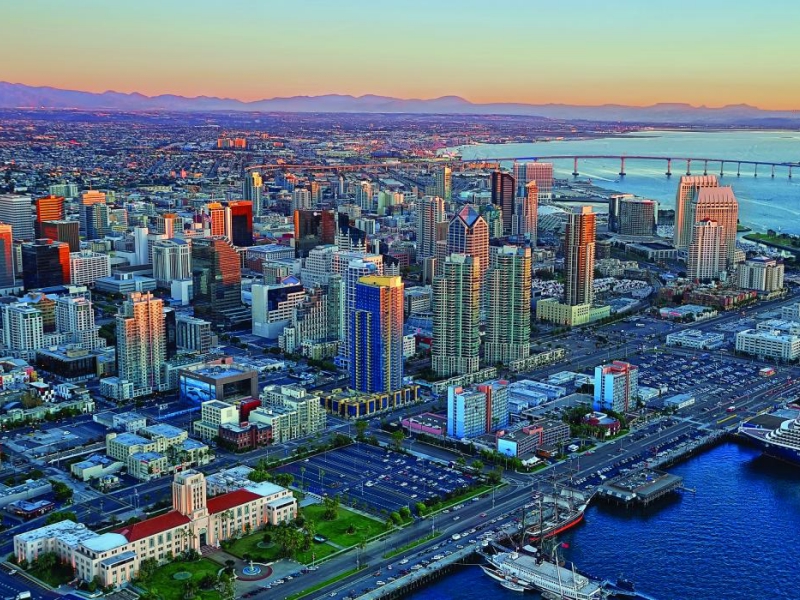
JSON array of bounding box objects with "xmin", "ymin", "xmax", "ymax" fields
[{"xmin": 275, "ymin": 442, "xmax": 476, "ymax": 515}]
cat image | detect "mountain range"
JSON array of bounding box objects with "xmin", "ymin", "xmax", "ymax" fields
[{"xmin": 1, "ymin": 81, "xmax": 799, "ymax": 124}]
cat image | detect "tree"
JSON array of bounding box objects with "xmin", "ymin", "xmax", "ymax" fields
[
  {"xmin": 390, "ymin": 429, "xmax": 405, "ymax": 451},
  {"xmin": 399, "ymin": 506, "xmax": 412, "ymax": 521},
  {"xmin": 355, "ymin": 420, "xmax": 368, "ymax": 440},
  {"xmin": 274, "ymin": 472, "xmax": 294, "ymax": 488},
  {"xmin": 415, "ymin": 502, "xmax": 429, "ymax": 516},
  {"xmin": 138, "ymin": 557, "xmax": 159, "ymax": 582},
  {"xmin": 49, "ymin": 479, "xmax": 73, "ymax": 502},
  {"xmin": 390, "ymin": 511, "xmax": 402, "ymax": 525},
  {"xmin": 487, "ymin": 469, "xmax": 503, "ymax": 485},
  {"xmin": 35, "ymin": 552, "xmax": 58, "ymax": 572},
  {"xmin": 471, "ymin": 459, "xmax": 484, "ymax": 472},
  {"xmin": 45, "ymin": 510, "xmax": 77, "ymax": 525},
  {"xmin": 322, "ymin": 495, "xmax": 340, "ymax": 521},
  {"xmin": 217, "ymin": 571, "xmax": 236, "ymax": 600}
]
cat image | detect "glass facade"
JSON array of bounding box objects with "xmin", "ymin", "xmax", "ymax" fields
[{"xmin": 293, "ymin": 209, "xmax": 336, "ymax": 258}]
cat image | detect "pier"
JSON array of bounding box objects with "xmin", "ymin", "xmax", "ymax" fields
[{"xmin": 597, "ymin": 469, "xmax": 683, "ymax": 507}]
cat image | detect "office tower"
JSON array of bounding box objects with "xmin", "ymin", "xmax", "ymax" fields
[
  {"xmin": 48, "ymin": 182, "xmax": 79, "ymax": 198},
  {"xmin": 85, "ymin": 202, "xmax": 110, "ymax": 240},
  {"xmin": 40, "ymin": 220, "xmax": 80, "ymax": 252},
  {"xmin": 673, "ymin": 175, "xmax": 718, "ymax": 249},
  {"xmin": 356, "ymin": 181, "xmax": 373, "ymax": 211},
  {"xmin": 336, "ymin": 256, "xmax": 383, "ymax": 369},
  {"xmin": 293, "ymin": 209, "xmax": 336, "ymax": 258},
  {"xmin": 618, "ymin": 198, "xmax": 657, "ymax": 236},
  {"xmin": 607, "ymin": 194, "xmax": 634, "ymax": 233},
  {"xmin": 514, "ymin": 162, "xmax": 554, "ymax": 203},
  {"xmin": 350, "ymin": 275, "xmax": 404, "ymax": 393},
  {"xmin": 243, "ymin": 171, "xmax": 263, "ymax": 217},
  {"xmin": 251, "ymin": 276, "xmax": 305, "ymax": 339},
  {"xmin": 416, "ymin": 195, "xmax": 446, "ymax": 262},
  {"xmin": 154, "ymin": 213, "xmax": 179, "ymax": 238},
  {"xmin": 737, "ymin": 257, "xmax": 785, "ymax": 293},
  {"xmin": 432, "ymin": 254, "xmax": 481, "ymax": 378},
  {"xmin": 80, "ymin": 190, "xmax": 106, "ymax": 234},
  {"xmin": 116, "ymin": 291, "xmax": 166, "ymax": 396},
  {"xmin": 192, "ymin": 237, "xmax": 247, "ymax": 329},
  {"xmin": 1, "ymin": 303, "xmax": 43, "ymax": 359},
  {"xmin": 292, "ymin": 188, "xmax": 312, "ymax": 213},
  {"xmin": 202, "ymin": 202, "xmax": 226, "ymax": 237},
  {"xmin": 35, "ymin": 195, "xmax": 65, "ymax": 237},
  {"xmin": 477, "ymin": 380, "xmax": 510, "ymax": 431},
  {"xmin": 164, "ymin": 306, "xmax": 177, "ymax": 359},
  {"xmin": 56, "ymin": 293, "xmax": 103, "ymax": 350},
  {"xmin": 564, "ymin": 206, "xmax": 596, "ymax": 306},
  {"xmin": 336, "ymin": 213, "xmax": 367, "ymax": 253},
  {"xmin": 687, "ymin": 219, "xmax": 724, "ymax": 281},
  {"xmin": 512, "ymin": 181, "xmax": 539, "ymax": 243},
  {"xmin": 21, "ymin": 239, "xmax": 70, "ymax": 290},
  {"xmin": 309, "ymin": 181, "xmax": 323, "ymax": 205},
  {"xmin": 484, "ymin": 246, "xmax": 531, "ymax": 365},
  {"xmin": 0, "ymin": 194, "xmax": 34, "ymax": 240},
  {"xmin": 447, "ymin": 386, "xmax": 488, "ymax": 438},
  {"xmin": 176, "ymin": 314, "xmax": 214, "ymax": 354},
  {"xmin": 69, "ymin": 250, "xmax": 111, "ymax": 286},
  {"xmin": 225, "ymin": 200, "xmax": 253, "ymax": 247},
  {"xmin": 491, "ymin": 171, "xmax": 515, "ymax": 234},
  {"xmin": 692, "ymin": 187, "xmax": 738, "ymax": 267},
  {"xmin": 435, "ymin": 166, "xmax": 452, "ymax": 202},
  {"xmin": 447, "ymin": 205, "xmax": 489, "ymax": 281},
  {"xmin": 481, "ymin": 204, "xmax": 504, "ymax": 239},
  {"xmin": 0, "ymin": 223, "xmax": 15, "ymax": 289},
  {"xmin": 152, "ymin": 239, "xmax": 192, "ymax": 287},
  {"xmin": 593, "ymin": 361, "xmax": 639, "ymax": 413}
]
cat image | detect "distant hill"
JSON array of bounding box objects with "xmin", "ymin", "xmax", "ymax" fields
[{"xmin": 1, "ymin": 81, "xmax": 799, "ymax": 124}]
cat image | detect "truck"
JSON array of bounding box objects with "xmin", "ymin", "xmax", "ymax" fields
[
  {"xmin": 567, "ymin": 444, "xmax": 580, "ymax": 453},
  {"xmin": 16, "ymin": 592, "xmax": 32, "ymax": 600}
]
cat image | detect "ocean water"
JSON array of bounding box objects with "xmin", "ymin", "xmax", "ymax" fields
[
  {"xmin": 410, "ymin": 443, "xmax": 800, "ymax": 600},
  {"xmin": 456, "ymin": 130, "xmax": 800, "ymax": 235}
]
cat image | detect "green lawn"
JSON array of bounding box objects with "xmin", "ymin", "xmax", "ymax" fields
[
  {"xmin": 141, "ymin": 558, "xmax": 221, "ymax": 600},
  {"xmin": 28, "ymin": 561, "xmax": 75, "ymax": 587},
  {"xmin": 226, "ymin": 534, "xmax": 338, "ymax": 564}
]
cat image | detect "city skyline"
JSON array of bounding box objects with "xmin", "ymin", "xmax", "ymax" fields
[{"xmin": 3, "ymin": 0, "xmax": 800, "ymax": 109}]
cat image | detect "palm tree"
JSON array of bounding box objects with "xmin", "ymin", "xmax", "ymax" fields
[
  {"xmin": 319, "ymin": 468, "xmax": 325, "ymax": 488},
  {"xmin": 300, "ymin": 466, "xmax": 306, "ymax": 489}
]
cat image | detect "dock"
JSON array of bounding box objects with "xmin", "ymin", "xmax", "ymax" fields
[{"xmin": 597, "ymin": 469, "xmax": 683, "ymax": 507}]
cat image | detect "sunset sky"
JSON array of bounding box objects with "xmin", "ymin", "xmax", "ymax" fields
[{"xmin": 3, "ymin": 0, "xmax": 798, "ymax": 109}]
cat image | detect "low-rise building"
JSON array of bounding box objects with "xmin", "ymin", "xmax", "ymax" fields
[
  {"xmin": 665, "ymin": 329, "xmax": 726, "ymax": 350},
  {"xmin": 319, "ymin": 385, "xmax": 420, "ymax": 419},
  {"xmin": 735, "ymin": 329, "xmax": 800, "ymax": 362},
  {"xmin": 495, "ymin": 419, "xmax": 570, "ymax": 458},
  {"xmin": 535, "ymin": 298, "xmax": 611, "ymax": 327},
  {"xmin": 71, "ymin": 454, "xmax": 125, "ymax": 482}
]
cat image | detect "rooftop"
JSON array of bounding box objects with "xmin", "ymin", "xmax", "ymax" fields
[
  {"xmin": 206, "ymin": 489, "xmax": 261, "ymax": 514},
  {"xmin": 115, "ymin": 510, "xmax": 191, "ymax": 542}
]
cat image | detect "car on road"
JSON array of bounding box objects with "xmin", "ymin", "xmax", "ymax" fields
[
  {"xmin": 479, "ymin": 512, "xmax": 487, "ymax": 517},
  {"xmin": 399, "ymin": 558, "xmax": 409, "ymax": 565}
]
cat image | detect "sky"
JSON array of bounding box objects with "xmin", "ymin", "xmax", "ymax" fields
[{"xmin": 3, "ymin": 0, "xmax": 799, "ymax": 109}]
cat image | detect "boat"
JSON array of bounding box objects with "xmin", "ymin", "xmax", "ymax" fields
[
  {"xmin": 739, "ymin": 414, "xmax": 800, "ymax": 466},
  {"xmin": 501, "ymin": 580, "xmax": 528, "ymax": 592},
  {"xmin": 524, "ymin": 489, "xmax": 592, "ymax": 543},
  {"xmin": 481, "ymin": 564, "xmax": 533, "ymax": 592}
]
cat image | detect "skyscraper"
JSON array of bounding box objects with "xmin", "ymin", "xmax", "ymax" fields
[
  {"xmin": 292, "ymin": 188, "xmax": 312, "ymax": 213},
  {"xmin": 35, "ymin": 195, "xmax": 65, "ymax": 237},
  {"xmin": 356, "ymin": 182, "xmax": 373, "ymax": 212},
  {"xmin": 618, "ymin": 198, "xmax": 657, "ymax": 236},
  {"xmin": 0, "ymin": 223, "xmax": 15, "ymax": 289},
  {"xmin": 692, "ymin": 187, "xmax": 739, "ymax": 267},
  {"xmin": 416, "ymin": 195, "xmax": 446, "ymax": 262},
  {"xmin": 116, "ymin": 291, "xmax": 166, "ymax": 397},
  {"xmin": 154, "ymin": 213, "xmax": 179, "ymax": 238},
  {"xmin": 152, "ymin": 239, "xmax": 192, "ymax": 287},
  {"xmin": 243, "ymin": 171, "xmax": 263, "ymax": 217},
  {"xmin": 21, "ymin": 238, "xmax": 70, "ymax": 290},
  {"xmin": 350, "ymin": 275, "xmax": 404, "ymax": 394},
  {"xmin": 40, "ymin": 220, "xmax": 80, "ymax": 252},
  {"xmin": 85, "ymin": 202, "xmax": 110, "ymax": 240},
  {"xmin": 688, "ymin": 219, "xmax": 724, "ymax": 281},
  {"xmin": 225, "ymin": 201, "xmax": 253, "ymax": 247},
  {"xmin": 293, "ymin": 209, "xmax": 336, "ymax": 258},
  {"xmin": 192, "ymin": 237, "xmax": 248, "ymax": 328},
  {"xmin": 593, "ymin": 361, "xmax": 639, "ymax": 413},
  {"xmin": 491, "ymin": 171, "xmax": 515, "ymax": 235},
  {"xmin": 607, "ymin": 194, "xmax": 635, "ymax": 232},
  {"xmin": 337, "ymin": 256, "xmax": 383, "ymax": 370},
  {"xmin": 56, "ymin": 293, "xmax": 103, "ymax": 350},
  {"xmin": 513, "ymin": 162, "xmax": 554, "ymax": 204},
  {"xmin": 447, "ymin": 205, "xmax": 489, "ymax": 281},
  {"xmin": 673, "ymin": 175, "xmax": 718, "ymax": 249},
  {"xmin": 80, "ymin": 190, "xmax": 106, "ymax": 235},
  {"xmin": 432, "ymin": 254, "xmax": 481, "ymax": 378},
  {"xmin": 434, "ymin": 166, "xmax": 452, "ymax": 202},
  {"xmin": 0, "ymin": 194, "xmax": 34, "ymax": 240},
  {"xmin": 512, "ymin": 181, "xmax": 539, "ymax": 243},
  {"xmin": 1, "ymin": 303, "xmax": 43, "ymax": 360},
  {"xmin": 484, "ymin": 246, "xmax": 531, "ymax": 366},
  {"xmin": 564, "ymin": 206, "xmax": 596, "ymax": 306}
]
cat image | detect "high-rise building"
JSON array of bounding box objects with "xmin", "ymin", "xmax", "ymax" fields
[
  {"xmin": 607, "ymin": 194, "xmax": 635, "ymax": 232},
  {"xmin": 293, "ymin": 209, "xmax": 336, "ymax": 258},
  {"xmin": 356, "ymin": 181, "xmax": 373, "ymax": 212},
  {"xmin": 491, "ymin": 171, "xmax": 515, "ymax": 234},
  {"xmin": 692, "ymin": 187, "xmax": 739, "ymax": 267},
  {"xmin": 152, "ymin": 239, "xmax": 192, "ymax": 288},
  {"xmin": 1, "ymin": 303, "xmax": 43, "ymax": 359},
  {"xmin": 617, "ymin": 198, "xmax": 657, "ymax": 236},
  {"xmin": 116, "ymin": 291, "xmax": 166, "ymax": 397},
  {"xmin": 447, "ymin": 205, "xmax": 489, "ymax": 281},
  {"xmin": 243, "ymin": 171, "xmax": 263, "ymax": 217},
  {"xmin": 48, "ymin": 183, "xmax": 79, "ymax": 198},
  {"xmin": 84, "ymin": 202, "xmax": 110, "ymax": 240},
  {"xmin": 337, "ymin": 256, "xmax": 383, "ymax": 369},
  {"xmin": 292, "ymin": 188, "xmax": 312, "ymax": 213},
  {"xmin": 593, "ymin": 361, "xmax": 639, "ymax": 413},
  {"xmin": 40, "ymin": 220, "xmax": 80, "ymax": 252},
  {"xmin": 35, "ymin": 195, "xmax": 65, "ymax": 237},
  {"xmin": 0, "ymin": 194, "xmax": 34, "ymax": 240},
  {"xmin": 416, "ymin": 196, "xmax": 446, "ymax": 262},
  {"xmin": 687, "ymin": 219, "xmax": 724, "ymax": 281},
  {"xmin": 350, "ymin": 275, "xmax": 404, "ymax": 393},
  {"xmin": 21, "ymin": 238, "xmax": 70, "ymax": 290},
  {"xmin": 192, "ymin": 237, "xmax": 247, "ymax": 328},
  {"xmin": 737, "ymin": 257, "xmax": 785, "ymax": 293},
  {"xmin": 251, "ymin": 276, "xmax": 306, "ymax": 339},
  {"xmin": 512, "ymin": 182, "xmax": 538, "ymax": 243},
  {"xmin": 673, "ymin": 175, "xmax": 719, "ymax": 249},
  {"xmin": 154, "ymin": 213, "xmax": 179, "ymax": 238},
  {"xmin": 432, "ymin": 254, "xmax": 481, "ymax": 378},
  {"xmin": 0, "ymin": 223, "xmax": 14, "ymax": 289},
  {"xmin": 564, "ymin": 206, "xmax": 596, "ymax": 307},
  {"xmin": 204, "ymin": 202, "xmax": 227, "ymax": 237},
  {"xmin": 176, "ymin": 314, "xmax": 214, "ymax": 354},
  {"xmin": 80, "ymin": 190, "xmax": 106, "ymax": 235},
  {"xmin": 513, "ymin": 162, "xmax": 554, "ymax": 204},
  {"xmin": 446, "ymin": 381, "xmax": 509, "ymax": 439},
  {"xmin": 434, "ymin": 166, "xmax": 452, "ymax": 202},
  {"xmin": 69, "ymin": 250, "xmax": 112, "ymax": 286},
  {"xmin": 484, "ymin": 246, "xmax": 531, "ymax": 365},
  {"xmin": 225, "ymin": 201, "xmax": 253, "ymax": 247},
  {"xmin": 56, "ymin": 293, "xmax": 104, "ymax": 350}
]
